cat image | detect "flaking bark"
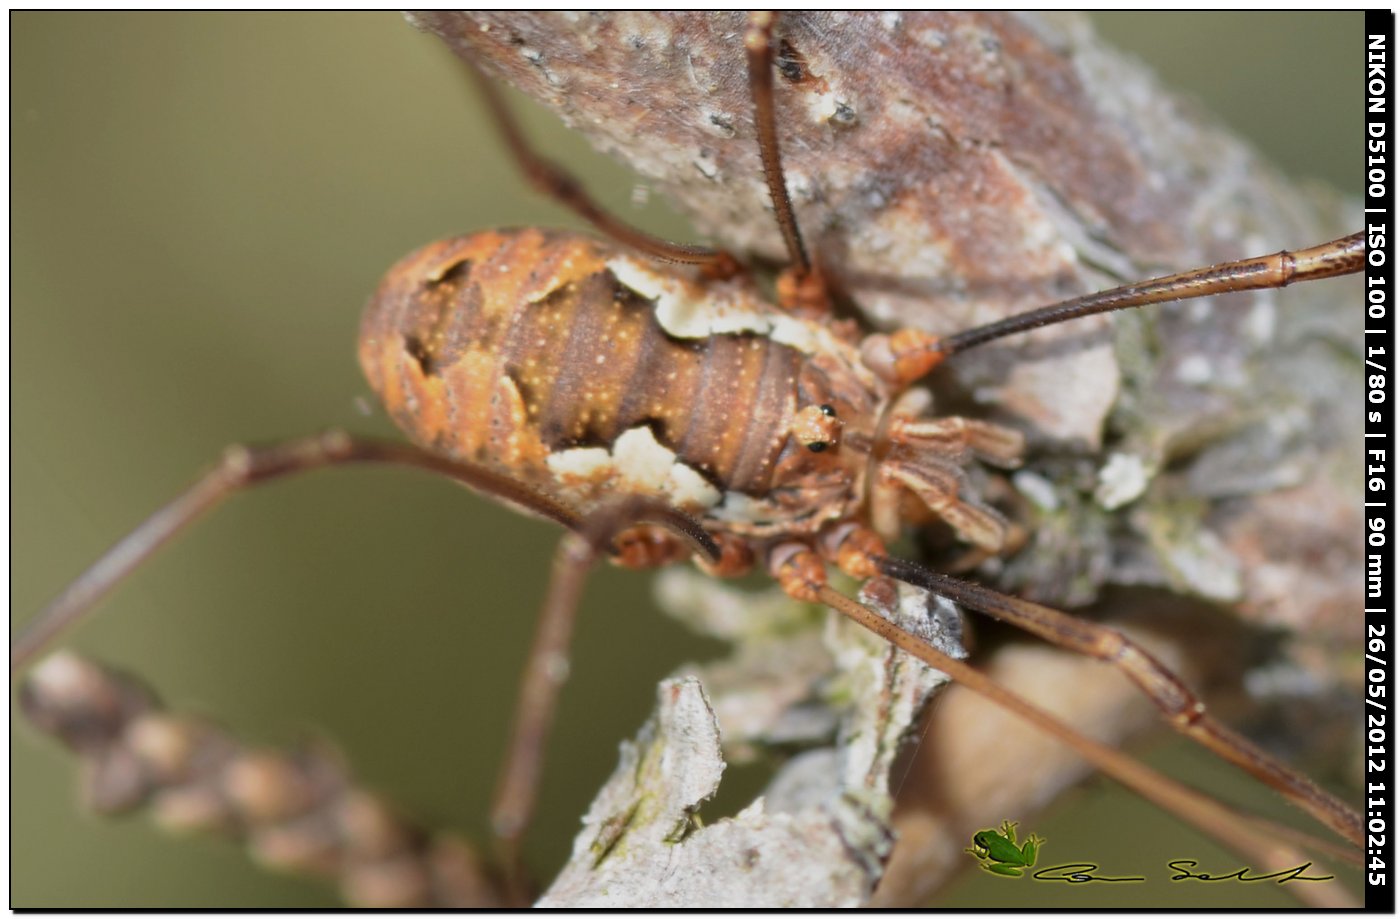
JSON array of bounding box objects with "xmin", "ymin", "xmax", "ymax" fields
[{"xmin": 539, "ymin": 580, "xmax": 962, "ymax": 907}]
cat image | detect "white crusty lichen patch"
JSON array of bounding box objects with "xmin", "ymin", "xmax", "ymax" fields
[
  {"xmin": 604, "ymin": 255, "xmax": 847, "ymax": 360},
  {"xmin": 539, "ymin": 576, "xmax": 961, "ymax": 907},
  {"xmin": 546, "ymin": 425, "xmax": 722, "ymax": 511},
  {"xmin": 1094, "ymin": 451, "xmax": 1150, "ymax": 510}
]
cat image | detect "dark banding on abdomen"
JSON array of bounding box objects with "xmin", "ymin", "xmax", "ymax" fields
[
  {"xmin": 361, "ymin": 229, "xmax": 806, "ymax": 497},
  {"xmin": 498, "ymin": 265, "xmax": 804, "ymax": 494}
]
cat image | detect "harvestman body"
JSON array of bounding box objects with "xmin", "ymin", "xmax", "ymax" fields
[{"xmin": 14, "ymin": 12, "xmax": 1368, "ymax": 906}]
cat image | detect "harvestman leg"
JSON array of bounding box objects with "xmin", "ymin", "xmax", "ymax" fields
[
  {"xmin": 467, "ymin": 64, "xmax": 738, "ymax": 277},
  {"xmin": 489, "ymin": 504, "xmax": 717, "ymax": 902},
  {"xmin": 813, "ymin": 583, "xmax": 1358, "ymax": 908},
  {"xmin": 744, "ymin": 11, "xmax": 833, "ymax": 319},
  {"xmin": 879, "ymin": 557, "xmax": 1364, "ymax": 849},
  {"xmin": 473, "ymin": 15, "xmax": 832, "ymax": 316},
  {"xmin": 10, "ymin": 431, "xmax": 586, "ymax": 671},
  {"xmin": 764, "ymin": 546, "xmax": 1357, "ymax": 907},
  {"xmin": 859, "ymin": 232, "xmax": 1366, "ymax": 386},
  {"xmin": 744, "ymin": 11, "xmax": 808, "ymax": 276}
]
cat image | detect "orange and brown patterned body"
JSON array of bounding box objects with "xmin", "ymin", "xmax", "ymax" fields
[{"xmin": 358, "ymin": 228, "xmax": 888, "ymax": 539}]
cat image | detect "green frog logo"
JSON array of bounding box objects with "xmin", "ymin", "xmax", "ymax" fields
[{"xmin": 965, "ymin": 820, "xmax": 1044, "ymax": 877}]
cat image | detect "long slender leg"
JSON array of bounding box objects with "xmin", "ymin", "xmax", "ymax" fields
[
  {"xmin": 489, "ymin": 505, "xmax": 715, "ymax": 903},
  {"xmin": 811, "ymin": 526, "xmax": 1364, "ymax": 850},
  {"xmin": 815, "ymin": 582, "xmax": 1357, "ymax": 908},
  {"xmin": 744, "ymin": 12, "xmax": 808, "ymax": 276},
  {"xmin": 10, "ymin": 431, "xmax": 588, "ymax": 672},
  {"xmin": 937, "ymin": 232, "xmax": 1365, "ymax": 357},
  {"xmin": 14, "ymin": 430, "xmax": 717, "ymax": 904},
  {"xmin": 876, "ymin": 554, "xmax": 1364, "ymax": 850},
  {"xmin": 887, "ymin": 415, "xmax": 1025, "ymax": 468},
  {"xmin": 766, "ymin": 543, "xmax": 1357, "ymax": 906},
  {"xmin": 743, "ymin": 11, "xmax": 834, "ymax": 320},
  {"xmin": 879, "ymin": 460, "xmax": 1010, "ymax": 554},
  {"xmin": 489, "ymin": 531, "xmax": 591, "ymax": 906},
  {"xmin": 467, "ymin": 65, "xmax": 737, "ymax": 276},
  {"xmin": 860, "ymin": 233, "xmax": 1366, "ymax": 386}
]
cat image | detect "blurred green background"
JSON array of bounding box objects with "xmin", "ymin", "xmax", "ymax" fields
[{"xmin": 12, "ymin": 13, "xmax": 1361, "ymax": 908}]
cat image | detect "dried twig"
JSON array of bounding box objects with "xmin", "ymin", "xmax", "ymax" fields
[{"xmin": 19, "ymin": 652, "xmax": 506, "ymax": 909}]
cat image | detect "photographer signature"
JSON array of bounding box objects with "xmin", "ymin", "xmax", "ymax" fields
[
  {"xmin": 964, "ymin": 821, "xmax": 1333, "ymax": 885},
  {"xmin": 1027, "ymin": 860, "xmax": 1333, "ymax": 885}
]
